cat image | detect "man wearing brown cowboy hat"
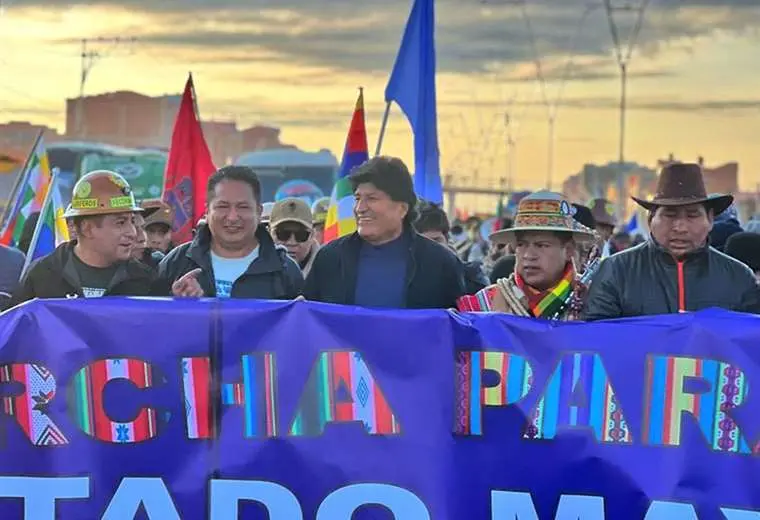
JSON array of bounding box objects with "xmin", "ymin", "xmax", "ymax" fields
[
  {"xmin": 457, "ymin": 191, "xmax": 597, "ymax": 320},
  {"xmin": 584, "ymin": 163, "xmax": 759, "ymax": 319},
  {"xmin": 8, "ymin": 170, "xmax": 158, "ymax": 307}
]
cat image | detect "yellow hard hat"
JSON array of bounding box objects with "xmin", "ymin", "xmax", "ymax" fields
[{"xmin": 64, "ymin": 170, "xmax": 142, "ymax": 218}]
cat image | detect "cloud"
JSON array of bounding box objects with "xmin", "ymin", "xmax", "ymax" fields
[
  {"xmin": 471, "ymin": 96, "xmax": 760, "ymax": 113},
  {"xmin": 25, "ymin": 0, "xmax": 759, "ymax": 77}
]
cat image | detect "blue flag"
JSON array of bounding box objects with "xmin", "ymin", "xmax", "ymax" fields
[{"xmin": 384, "ymin": 0, "xmax": 442, "ymax": 204}]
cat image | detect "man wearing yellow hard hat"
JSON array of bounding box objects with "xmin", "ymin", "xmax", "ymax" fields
[{"xmin": 9, "ymin": 170, "xmax": 157, "ymax": 306}]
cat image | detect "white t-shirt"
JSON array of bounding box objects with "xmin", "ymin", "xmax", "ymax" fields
[{"xmin": 210, "ymin": 247, "xmax": 259, "ymax": 298}]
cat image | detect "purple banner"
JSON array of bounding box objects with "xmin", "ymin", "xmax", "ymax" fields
[{"xmin": 0, "ymin": 298, "xmax": 758, "ymax": 519}]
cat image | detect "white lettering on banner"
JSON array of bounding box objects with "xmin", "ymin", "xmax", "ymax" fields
[
  {"xmin": 722, "ymin": 509, "xmax": 760, "ymax": 519},
  {"xmin": 316, "ymin": 483, "xmax": 431, "ymax": 520},
  {"xmin": 643, "ymin": 501, "xmax": 698, "ymax": 519},
  {"xmin": 491, "ymin": 491, "xmax": 605, "ymax": 519},
  {"xmin": 101, "ymin": 478, "xmax": 180, "ymax": 520},
  {"xmin": 0, "ymin": 478, "xmax": 758, "ymax": 519},
  {"xmin": 0, "ymin": 476, "xmax": 89, "ymax": 518},
  {"xmin": 209, "ymin": 479, "xmax": 303, "ymax": 519}
]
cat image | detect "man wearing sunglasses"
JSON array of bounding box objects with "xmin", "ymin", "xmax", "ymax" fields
[{"xmin": 270, "ymin": 198, "xmax": 320, "ymax": 277}]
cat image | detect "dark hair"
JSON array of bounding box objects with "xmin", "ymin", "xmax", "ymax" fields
[
  {"xmin": 349, "ymin": 156, "xmax": 418, "ymax": 223},
  {"xmin": 206, "ymin": 165, "xmax": 262, "ymax": 204},
  {"xmin": 414, "ymin": 201, "xmax": 449, "ymax": 236},
  {"xmin": 724, "ymin": 232, "xmax": 760, "ymax": 271},
  {"xmin": 490, "ymin": 255, "xmax": 516, "ymax": 283}
]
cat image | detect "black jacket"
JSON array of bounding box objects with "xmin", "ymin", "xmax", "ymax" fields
[
  {"xmin": 8, "ymin": 242, "xmax": 158, "ymax": 309},
  {"xmin": 463, "ymin": 261, "xmax": 488, "ymax": 294},
  {"xmin": 583, "ymin": 239, "xmax": 760, "ymax": 320},
  {"xmin": 303, "ymin": 229, "xmax": 466, "ymax": 309},
  {"xmin": 156, "ymin": 224, "xmax": 303, "ymax": 299}
]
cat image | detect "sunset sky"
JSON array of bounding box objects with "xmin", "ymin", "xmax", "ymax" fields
[{"xmin": 1, "ymin": 0, "xmax": 759, "ymax": 210}]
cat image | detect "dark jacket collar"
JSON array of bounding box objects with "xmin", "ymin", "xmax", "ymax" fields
[
  {"xmin": 186, "ymin": 223, "xmax": 284, "ymax": 275},
  {"xmin": 647, "ymin": 237, "xmax": 710, "ymax": 264},
  {"xmin": 51, "ymin": 241, "xmax": 152, "ymax": 291}
]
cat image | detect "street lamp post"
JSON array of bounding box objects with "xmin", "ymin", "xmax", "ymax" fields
[{"xmin": 602, "ymin": 0, "xmax": 651, "ymax": 222}]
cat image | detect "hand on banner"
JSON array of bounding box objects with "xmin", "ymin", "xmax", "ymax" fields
[
  {"xmin": 172, "ymin": 268, "xmax": 204, "ymax": 298},
  {"xmin": 294, "ymin": 295, "xmax": 306, "ymax": 301}
]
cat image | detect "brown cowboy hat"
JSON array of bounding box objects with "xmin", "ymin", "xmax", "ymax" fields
[{"xmin": 631, "ymin": 162, "xmax": 733, "ymax": 216}]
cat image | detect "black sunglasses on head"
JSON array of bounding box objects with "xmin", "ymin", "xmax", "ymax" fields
[{"xmin": 275, "ymin": 227, "xmax": 311, "ymax": 243}]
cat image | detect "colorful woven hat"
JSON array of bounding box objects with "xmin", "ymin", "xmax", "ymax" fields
[{"xmin": 489, "ymin": 190, "xmax": 596, "ymax": 244}]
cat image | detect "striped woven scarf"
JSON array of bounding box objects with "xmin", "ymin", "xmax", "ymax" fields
[{"xmin": 514, "ymin": 263, "xmax": 574, "ymax": 318}]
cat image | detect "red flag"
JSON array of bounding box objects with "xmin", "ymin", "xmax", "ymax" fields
[{"xmin": 162, "ymin": 74, "xmax": 216, "ymax": 245}]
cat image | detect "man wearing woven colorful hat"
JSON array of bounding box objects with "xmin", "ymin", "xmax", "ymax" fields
[
  {"xmin": 584, "ymin": 162, "xmax": 760, "ymax": 319},
  {"xmin": 9, "ymin": 170, "xmax": 157, "ymax": 306},
  {"xmin": 457, "ymin": 191, "xmax": 596, "ymax": 320}
]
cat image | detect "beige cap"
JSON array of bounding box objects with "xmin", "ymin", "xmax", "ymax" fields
[{"xmin": 270, "ymin": 198, "xmax": 313, "ymax": 230}]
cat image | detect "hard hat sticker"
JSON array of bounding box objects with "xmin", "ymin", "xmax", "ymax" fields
[
  {"xmin": 75, "ymin": 181, "xmax": 92, "ymax": 199},
  {"xmin": 110, "ymin": 196, "xmax": 134, "ymax": 208},
  {"xmin": 71, "ymin": 198, "xmax": 98, "ymax": 209}
]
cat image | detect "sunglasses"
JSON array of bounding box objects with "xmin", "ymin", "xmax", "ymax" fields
[{"xmin": 275, "ymin": 228, "xmax": 311, "ymax": 243}]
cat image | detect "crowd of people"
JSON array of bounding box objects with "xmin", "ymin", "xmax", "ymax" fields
[{"xmin": 1, "ymin": 156, "xmax": 759, "ymax": 319}]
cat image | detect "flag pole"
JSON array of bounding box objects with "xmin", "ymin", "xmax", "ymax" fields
[
  {"xmin": 0, "ymin": 129, "xmax": 44, "ymax": 234},
  {"xmin": 19, "ymin": 169, "xmax": 58, "ymax": 280},
  {"xmin": 374, "ymin": 101, "xmax": 392, "ymax": 156}
]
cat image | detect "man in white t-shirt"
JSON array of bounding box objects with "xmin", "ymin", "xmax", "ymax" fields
[{"xmin": 157, "ymin": 166, "xmax": 303, "ymax": 300}]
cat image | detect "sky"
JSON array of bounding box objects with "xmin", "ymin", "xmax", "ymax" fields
[{"xmin": 1, "ymin": 0, "xmax": 759, "ymax": 211}]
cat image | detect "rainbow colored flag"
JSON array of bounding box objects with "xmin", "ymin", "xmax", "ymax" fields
[
  {"xmin": 21, "ymin": 169, "xmax": 69, "ymax": 277},
  {"xmin": 323, "ymin": 89, "xmax": 368, "ymax": 243},
  {"xmin": 0, "ymin": 135, "xmax": 52, "ymax": 249}
]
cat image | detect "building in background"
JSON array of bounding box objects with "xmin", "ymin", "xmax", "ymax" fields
[{"xmin": 64, "ymin": 90, "xmax": 294, "ymax": 166}]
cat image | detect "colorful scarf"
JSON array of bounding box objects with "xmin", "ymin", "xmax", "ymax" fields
[{"xmin": 514, "ymin": 263, "xmax": 574, "ymax": 318}]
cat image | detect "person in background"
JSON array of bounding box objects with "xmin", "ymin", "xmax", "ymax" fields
[
  {"xmin": 482, "ymin": 217, "xmax": 513, "ymax": 276},
  {"xmin": 131, "ymin": 212, "xmax": 163, "ymax": 270},
  {"xmin": 571, "ymin": 203, "xmax": 600, "ymax": 273},
  {"xmin": 414, "ymin": 200, "xmax": 488, "ymax": 294},
  {"xmin": 584, "ymin": 163, "xmax": 759, "ymax": 319},
  {"xmin": 589, "ymin": 198, "xmax": 617, "ymax": 257},
  {"xmin": 304, "ymin": 156, "xmax": 466, "ymax": 309},
  {"xmin": 724, "ymin": 232, "xmax": 760, "ymax": 282},
  {"xmin": 488, "ymin": 254, "xmax": 515, "ymax": 285},
  {"xmin": 610, "ymin": 231, "xmax": 632, "ymax": 253},
  {"xmin": 311, "ymin": 197, "xmax": 330, "ymax": 245},
  {"xmin": 457, "ymin": 191, "xmax": 595, "ymax": 320},
  {"xmin": 709, "ymin": 199, "xmax": 742, "ymax": 252},
  {"xmin": 270, "ymin": 198, "xmax": 320, "ymax": 278},
  {"xmin": 17, "ymin": 211, "xmax": 40, "ymax": 256},
  {"xmin": 260, "ymin": 202, "xmax": 274, "ymax": 232},
  {"xmin": 745, "ymin": 217, "xmax": 760, "ymax": 234},
  {"xmin": 9, "ymin": 170, "xmax": 156, "ymax": 307},
  {"xmin": 157, "ymin": 165, "xmax": 303, "ymax": 299},
  {"xmin": 140, "ymin": 199, "xmax": 174, "ymax": 254},
  {"xmin": 0, "ymin": 244, "xmax": 25, "ymax": 311}
]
